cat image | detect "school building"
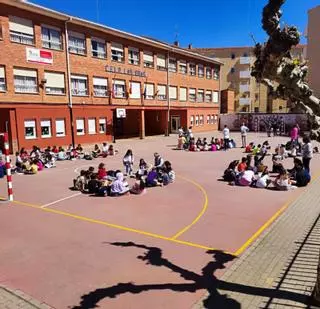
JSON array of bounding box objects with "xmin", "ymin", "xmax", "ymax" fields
[{"xmin": 0, "ymin": 0, "xmax": 222, "ymax": 152}]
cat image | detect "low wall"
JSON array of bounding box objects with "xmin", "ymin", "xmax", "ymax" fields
[{"xmin": 219, "ymin": 113, "xmax": 309, "ymax": 133}]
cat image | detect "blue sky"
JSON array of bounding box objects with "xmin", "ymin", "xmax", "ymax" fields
[{"xmin": 30, "ymin": 0, "xmax": 319, "ymax": 48}]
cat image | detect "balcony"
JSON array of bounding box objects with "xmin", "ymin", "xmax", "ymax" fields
[
  {"xmin": 239, "ymin": 97, "xmax": 251, "ymax": 105},
  {"xmin": 239, "ymin": 83, "xmax": 250, "ymax": 93},
  {"xmin": 240, "ymin": 57, "xmax": 251, "ymax": 65},
  {"xmin": 240, "ymin": 70, "xmax": 251, "ymax": 79}
]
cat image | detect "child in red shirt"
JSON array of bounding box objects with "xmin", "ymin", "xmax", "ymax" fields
[{"xmin": 237, "ymin": 157, "xmax": 247, "ymax": 172}]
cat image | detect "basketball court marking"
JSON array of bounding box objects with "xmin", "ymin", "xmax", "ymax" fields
[
  {"xmin": 5, "ymin": 198, "xmax": 217, "ymax": 251},
  {"xmin": 233, "ymin": 169, "xmax": 320, "ymax": 256},
  {"xmin": 41, "ymin": 193, "xmax": 82, "ymax": 208}
]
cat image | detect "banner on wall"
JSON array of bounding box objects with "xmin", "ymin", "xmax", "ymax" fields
[
  {"xmin": 26, "ymin": 47, "xmax": 53, "ymax": 65},
  {"xmin": 116, "ymin": 108, "xmax": 126, "ymax": 118}
]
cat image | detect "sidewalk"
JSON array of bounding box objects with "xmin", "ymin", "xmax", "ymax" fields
[
  {"xmin": 0, "ymin": 286, "xmax": 52, "ymax": 309},
  {"xmin": 193, "ymin": 175, "xmax": 320, "ymax": 309}
]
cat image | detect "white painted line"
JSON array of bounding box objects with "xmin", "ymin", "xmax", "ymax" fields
[{"xmin": 41, "ymin": 193, "xmax": 82, "ymax": 208}]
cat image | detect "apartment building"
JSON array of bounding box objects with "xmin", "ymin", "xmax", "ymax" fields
[
  {"xmin": 193, "ymin": 45, "xmax": 306, "ymax": 113},
  {"xmin": 0, "ymin": 0, "xmax": 221, "ymax": 152},
  {"xmin": 308, "ymin": 5, "xmax": 320, "ymax": 98}
]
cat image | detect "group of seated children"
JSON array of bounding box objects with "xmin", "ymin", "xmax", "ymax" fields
[
  {"xmin": 12, "ymin": 142, "xmax": 116, "ymax": 175},
  {"xmin": 72, "ymin": 152, "xmax": 175, "ymax": 197},
  {"xmin": 178, "ymin": 136, "xmax": 236, "ymax": 152},
  {"xmin": 223, "ymin": 141, "xmax": 311, "ymax": 190},
  {"xmin": 92, "ymin": 142, "xmax": 118, "ymax": 158}
]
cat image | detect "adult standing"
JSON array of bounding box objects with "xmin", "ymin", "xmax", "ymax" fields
[
  {"xmin": 240, "ymin": 123, "xmax": 249, "ymax": 148},
  {"xmin": 223, "ymin": 125, "xmax": 230, "ymax": 151},
  {"xmin": 302, "ymin": 136, "xmax": 313, "ymax": 173}
]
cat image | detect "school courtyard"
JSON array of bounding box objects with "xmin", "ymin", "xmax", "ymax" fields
[{"xmin": 1, "ymin": 131, "xmax": 320, "ymax": 309}]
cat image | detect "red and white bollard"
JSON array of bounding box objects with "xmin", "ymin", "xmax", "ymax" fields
[{"xmin": 1, "ymin": 133, "xmax": 13, "ymax": 201}]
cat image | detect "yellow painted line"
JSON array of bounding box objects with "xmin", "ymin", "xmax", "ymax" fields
[
  {"xmin": 171, "ymin": 175, "xmax": 209, "ymax": 240},
  {"xmin": 233, "ymin": 169, "xmax": 320, "ymax": 256},
  {"xmin": 4, "ymin": 197, "xmax": 215, "ymax": 251}
]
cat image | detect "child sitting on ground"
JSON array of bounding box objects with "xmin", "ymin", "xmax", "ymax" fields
[
  {"xmin": 223, "ymin": 160, "xmax": 239, "ymax": 184},
  {"xmin": 245, "ymin": 142, "xmax": 254, "ymax": 153},
  {"xmin": 237, "ymin": 157, "xmax": 247, "ymax": 172},
  {"xmin": 87, "ymin": 174, "xmax": 101, "ymax": 194},
  {"xmin": 108, "ymin": 145, "xmax": 118, "ymax": 156},
  {"xmin": 274, "ymin": 169, "xmax": 297, "ymax": 191},
  {"xmin": 110, "ymin": 172, "xmax": 130, "ymax": 196},
  {"xmin": 146, "ymin": 168, "xmax": 163, "ymax": 187},
  {"xmin": 73, "ymin": 170, "xmax": 87, "ymax": 191},
  {"xmin": 253, "ymin": 166, "xmax": 271, "ymax": 189},
  {"xmin": 130, "ymin": 177, "xmax": 146, "ymax": 195},
  {"xmin": 97, "ymin": 163, "xmax": 108, "ymax": 180},
  {"xmin": 92, "ymin": 144, "xmax": 101, "ymax": 158},
  {"xmin": 24, "ymin": 160, "xmax": 38, "ymax": 175}
]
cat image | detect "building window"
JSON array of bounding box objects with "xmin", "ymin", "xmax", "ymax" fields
[
  {"xmin": 157, "ymin": 54, "xmax": 166, "ymax": 70},
  {"xmin": 197, "ymin": 89, "xmax": 204, "ymax": 102},
  {"xmin": 88, "ymin": 118, "xmax": 96, "ymax": 134},
  {"xmin": 205, "ymin": 90, "xmax": 212, "ymax": 103},
  {"xmin": 113, "ymin": 80, "xmax": 126, "ymax": 98},
  {"xmin": 71, "ymin": 75, "xmax": 88, "ymax": 96},
  {"xmin": 207, "ymin": 115, "xmax": 210, "ymax": 124},
  {"xmin": 195, "ymin": 115, "xmax": 199, "ymax": 126},
  {"xmin": 143, "ymin": 51, "xmax": 154, "ymax": 68},
  {"xmin": 279, "ymin": 106, "xmax": 283, "ymax": 111},
  {"xmin": 91, "ymin": 38, "xmax": 106, "ymax": 59},
  {"xmin": 210, "ymin": 115, "xmax": 214, "ymax": 124},
  {"xmin": 179, "ymin": 87, "xmax": 187, "ymax": 102},
  {"xmin": 9, "ymin": 16, "xmax": 34, "ymax": 45},
  {"xmin": 199, "ymin": 115, "xmax": 204, "ymax": 125},
  {"xmin": 206, "ymin": 67, "xmax": 212, "ymax": 79},
  {"xmin": 179, "ymin": 60, "xmax": 187, "ymax": 74},
  {"xmin": 230, "ymin": 67, "xmax": 235, "ymax": 74},
  {"xmin": 130, "ymin": 81, "xmax": 141, "ymax": 99},
  {"xmin": 254, "ymin": 107, "xmax": 260, "ymax": 113},
  {"xmin": 189, "ymin": 63, "xmax": 196, "ymax": 76},
  {"xmin": 213, "ymin": 91, "xmax": 219, "ymax": 103},
  {"xmin": 128, "ymin": 47, "xmax": 139, "ymax": 65},
  {"xmin": 169, "ymin": 86, "xmax": 177, "ymax": 100},
  {"xmin": 99, "ymin": 118, "xmax": 106, "ymax": 133},
  {"xmin": 0, "ymin": 66, "xmax": 6, "ymax": 92},
  {"xmin": 168, "ymin": 58, "xmax": 177, "ymax": 72},
  {"xmin": 42, "ymin": 26, "xmax": 62, "ymax": 50},
  {"xmin": 111, "ymin": 42, "xmax": 124, "ymax": 62},
  {"xmin": 190, "ymin": 116, "xmax": 194, "ymax": 126},
  {"xmin": 243, "ymin": 52, "xmax": 248, "ymax": 57},
  {"xmin": 68, "ymin": 31, "xmax": 86, "ymax": 55},
  {"xmin": 189, "ymin": 88, "xmax": 196, "ymax": 102},
  {"xmin": 24, "ymin": 120, "xmax": 36, "ymax": 139},
  {"xmin": 198, "ymin": 65, "xmax": 204, "ymax": 78},
  {"xmin": 45, "ymin": 71, "xmax": 65, "ymax": 95},
  {"xmin": 93, "ymin": 77, "xmax": 108, "ymax": 97},
  {"xmin": 55, "ymin": 119, "xmax": 65, "ymax": 137},
  {"xmin": 231, "ymin": 53, "xmax": 235, "ymax": 59},
  {"xmin": 76, "ymin": 118, "xmax": 85, "ymax": 135},
  {"xmin": 157, "ymin": 85, "xmax": 166, "ymax": 100},
  {"xmin": 14, "ymin": 68, "xmax": 38, "ymax": 93},
  {"xmin": 144, "ymin": 83, "xmax": 154, "ymax": 99},
  {"xmin": 40, "ymin": 119, "xmax": 51, "ymax": 138},
  {"xmin": 213, "ymin": 67, "xmax": 220, "ymax": 80}
]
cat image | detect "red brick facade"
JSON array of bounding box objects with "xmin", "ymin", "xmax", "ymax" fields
[{"xmin": 0, "ymin": 0, "xmax": 221, "ymax": 152}]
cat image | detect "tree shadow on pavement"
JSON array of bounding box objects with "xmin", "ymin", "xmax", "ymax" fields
[{"xmin": 71, "ymin": 242, "xmax": 310, "ymax": 309}]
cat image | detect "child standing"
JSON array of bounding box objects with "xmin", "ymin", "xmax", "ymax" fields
[{"xmin": 123, "ymin": 149, "xmax": 134, "ymax": 176}]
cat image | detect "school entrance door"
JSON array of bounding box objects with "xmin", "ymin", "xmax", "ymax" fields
[{"xmin": 170, "ymin": 116, "xmax": 180, "ymax": 133}]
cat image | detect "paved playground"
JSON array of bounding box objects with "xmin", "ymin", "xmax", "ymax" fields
[{"xmin": 1, "ymin": 131, "xmax": 320, "ymax": 309}]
